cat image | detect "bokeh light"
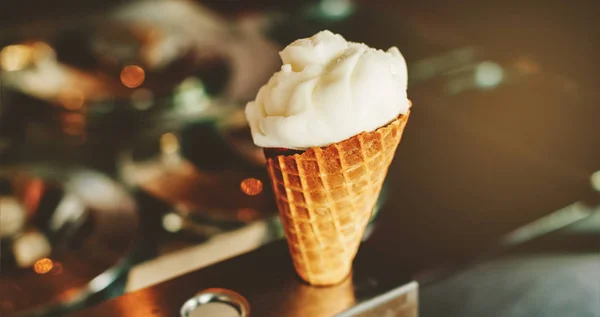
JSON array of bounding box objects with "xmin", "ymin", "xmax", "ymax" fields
[
  {"xmin": 14, "ymin": 231, "xmax": 51, "ymax": 268},
  {"xmin": 240, "ymin": 178, "xmax": 263, "ymax": 196},
  {"xmin": 33, "ymin": 258, "xmax": 53, "ymax": 274},
  {"xmin": 120, "ymin": 65, "xmax": 145, "ymax": 88},
  {"xmin": 590, "ymin": 170, "xmax": 600, "ymax": 192},
  {"xmin": 162, "ymin": 212, "xmax": 183, "ymax": 233},
  {"xmin": 0, "ymin": 197, "xmax": 27, "ymax": 238},
  {"xmin": 319, "ymin": 0, "xmax": 355, "ymax": 19},
  {"xmin": 160, "ymin": 133, "xmax": 179, "ymax": 154},
  {"xmin": 58, "ymin": 89, "xmax": 85, "ymax": 110},
  {"xmin": 131, "ymin": 88, "xmax": 154, "ymax": 110},
  {"xmin": 23, "ymin": 178, "xmax": 44, "ymax": 215},
  {"xmin": 60, "ymin": 112, "xmax": 86, "ymax": 138},
  {"xmin": 475, "ymin": 61, "xmax": 504, "ymax": 88},
  {"xmin": 0, "ymin": 44, "xmax": 33, "ymax": 71}
]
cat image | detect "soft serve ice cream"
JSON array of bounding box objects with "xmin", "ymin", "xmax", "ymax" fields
[{"xmin": 245, "ymin": 30, "xmax": 410, "ymax": 149}]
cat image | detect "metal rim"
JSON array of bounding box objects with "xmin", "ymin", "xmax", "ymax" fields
[{"xmin": 180, "ymin": 288, "xmax": 250, "ymax": 317}]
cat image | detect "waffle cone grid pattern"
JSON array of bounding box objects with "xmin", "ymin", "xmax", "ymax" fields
[{"xmin": 265, "ymin": 113, "xmax": 409, "ymax": 285}]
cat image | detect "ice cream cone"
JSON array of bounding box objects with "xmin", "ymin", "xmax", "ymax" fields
[{"xmin": 264, "ymin": 110, "xmax": 410, "ymax": 286}]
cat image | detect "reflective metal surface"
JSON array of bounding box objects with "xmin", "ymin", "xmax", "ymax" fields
[
  {"xmin": 420, "ymin": 208, "xmax": 600, "ymax": 317},
  {"xmin": 66, "ymin": 240, "xmax": 418, "ymax": 317},
  {"xmin": 414, "ymin": 192, "xmax": 600, "ymax": 286},
  {"xmin": 0, "ymin": 166, "xmax": 138, "ymax": 317}
]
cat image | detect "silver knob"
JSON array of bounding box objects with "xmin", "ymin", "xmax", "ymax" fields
[{"xmin": 181, "ymin": 288, "xmax": 250, "ymax": 317}]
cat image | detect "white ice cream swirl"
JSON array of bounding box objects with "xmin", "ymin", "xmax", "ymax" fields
[{"xmin": 245, "ymin": 30, "xmax": 409, "ymax": 149}]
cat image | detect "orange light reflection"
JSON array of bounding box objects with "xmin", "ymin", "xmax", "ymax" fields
[
  {"xmin": 120, "ymin": 65, "xmax": 145, "ymax": 88},
  {"xmin": 58, "ymin": 90, "xmax": 85, "ymax": 110},
  {"xmin": 33, "ymin": 258, "xmax": 53, "ymax": 274},
  {"xmin": 240, "ymin": 178, "xmax": 263, "ymax": 196}
]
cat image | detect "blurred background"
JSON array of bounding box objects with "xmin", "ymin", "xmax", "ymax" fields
[{"xmin": 0, "ymin": 0, "xmax": 599, "ymax": 316}]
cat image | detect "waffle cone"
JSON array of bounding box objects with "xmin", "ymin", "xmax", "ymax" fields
[{"xmin": 264, "ymin": 111, "xmax": 410, "ymax": 286}]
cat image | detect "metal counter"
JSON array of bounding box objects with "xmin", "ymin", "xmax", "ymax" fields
[{"xmin": 66, "ymin": 240, "xmax": 417, "ymax": 317}]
